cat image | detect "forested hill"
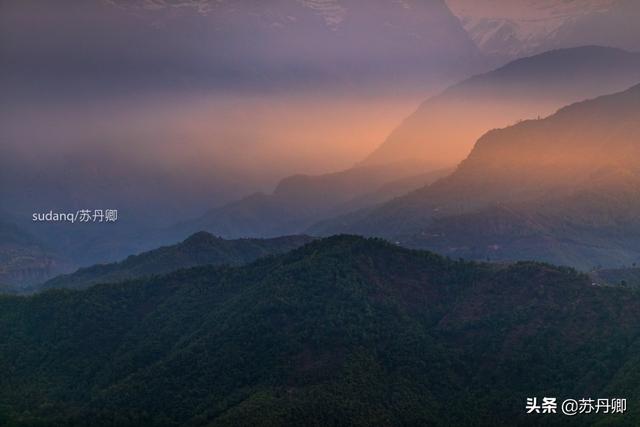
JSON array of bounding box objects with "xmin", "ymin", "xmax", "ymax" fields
[
  {"xmin": 1, "ymin": 235, "xmax": 639, "ymax": 426},
  {"xmin": 39, "ymin": 232, "xmax": 313, "ymax": 291}
]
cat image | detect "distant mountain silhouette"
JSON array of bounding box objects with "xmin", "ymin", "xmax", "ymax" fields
[
  {"xmin": 313, "ymin": 83, "xmax": 640, "ymax": 269},
  {"xmin": 174, "ymin": 163, "xmax": 448, "ymax": 239},
  {"xmin": 0, "ymin": 0, "xmax": 484, "ymax": 273},
  {"xmin": 40, "ymin": 232, "xmax": 313, "ymax": 291},
  {"xmin": 175, "ymin": 46, "xmax": 640, "ymax": 242},
  {"xmin": 362, "ymin": 46, "xmax": 640, "ymax": 168},
  {"xmin": 2, "ymin": 235, "xmax": 640, "ymax": 424}
]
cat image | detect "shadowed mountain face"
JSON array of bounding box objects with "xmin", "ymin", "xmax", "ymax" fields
[
  {"xmin": 362, "ymin": 46, "xmax": 640, "ymax": 168},
  {"xmin": 0, "ymin": 219, "xmax": 72, "ymax": 290},
  {"xmin": 39, "ymin": 232, "xmax": 313, "ymax": 291},
  {"xmin": 313, "ymin": 83, "xmax": 640, "ymax": 269},
  {"xmin": 592, "ymin": 267, "xmax": 640, "ymax": 287},
  {"xmin": 1, "ymin": 236, "xmax": 640, "ymax": 425}
]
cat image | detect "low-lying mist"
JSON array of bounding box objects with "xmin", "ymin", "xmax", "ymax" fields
[{"xmin": 0, "ymin": 89, "xmax": 426, "ymax": 226}]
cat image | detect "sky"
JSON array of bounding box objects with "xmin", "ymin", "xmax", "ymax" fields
[
  {"xmin": 0, "ymin": 0, "xmax": 481, "ymax": 224},
  {"xmin": 2, "ymin": 0, "xmax": 640, "ymax": 227}
]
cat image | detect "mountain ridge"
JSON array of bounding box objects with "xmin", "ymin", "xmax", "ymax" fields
[
  {"xmin": 173, "ymin": 161, "xmax": 447, "ymax": 239},
  {"xmin": 312, "ymin": 82, "xmax": 640, "ymax": 269},
  {"xmin": 171, "ymin": 46, "xmax": 640, "ymax": 243},
  {"xmin": 362, "ymin": 46, "xmax": 640, "ymax": 168},
  {"xmin": 39, "ymin": 232, "xmax": 314, "ymax": 291}
]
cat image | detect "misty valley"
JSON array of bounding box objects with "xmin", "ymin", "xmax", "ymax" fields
[{"xmin": 2, "ymin": 0, "xmax": 640, "ymax": 426}]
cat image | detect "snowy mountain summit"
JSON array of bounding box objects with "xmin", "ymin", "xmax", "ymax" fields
[{"xmin": 447, "ymin": 0, "xmax": 638, "ymax": 58}]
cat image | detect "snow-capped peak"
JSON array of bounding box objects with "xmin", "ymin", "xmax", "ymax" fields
[
  {"xmin": 297, "ymin": 0, "xmax": 347, "ymax": 30},
  {"xmin": 446, "ymin": 0, "xmax": 621, "ymax": 56}
]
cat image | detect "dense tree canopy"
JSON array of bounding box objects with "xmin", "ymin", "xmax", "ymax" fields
[{"xmin": 0, "ymin": 236, "xmax": 638, "ymax": 426}]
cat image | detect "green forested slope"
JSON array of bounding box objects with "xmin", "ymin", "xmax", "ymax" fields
[{"xmin": 1, "ymin": 236, "xmax": 639, "ymax": 426}]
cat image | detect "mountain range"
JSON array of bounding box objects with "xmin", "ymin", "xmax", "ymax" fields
[
  {"xmin": 4, "ymin": 46, "xmax": 639, "ymax": 284},
  {"xmin": 0, "ymin": 0, "xmax": 486, "ymax": 282},
  {"xmin": 3, "ymin": 4, "xmax": 640, "ymax": 425},
  {"xmin": 313, "ymin": 82, "xmax": 640, "ymax": 270},
  {"xmin": 176, "ymin": 46, "xmax": 640, "ymax": 246},
  {"xmin": 362, "ymin": 46, "xmax": 640, "ymax": 167},
  {"xmin": 174, "ymin": 163, "xmax": 449, "ymax": 239},
  {"xmin": 1, "ymin": 235, "xmax": 639, "ymax": 425}
]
